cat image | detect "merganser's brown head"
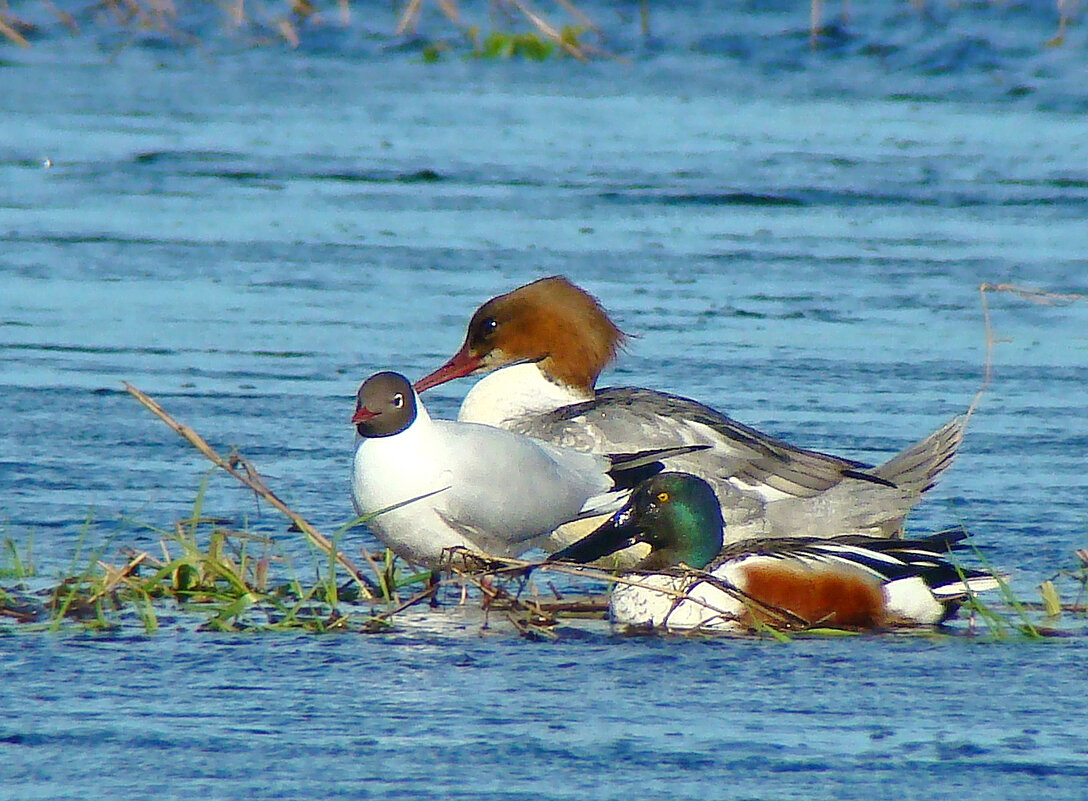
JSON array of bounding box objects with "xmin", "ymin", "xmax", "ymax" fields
[{"xmin": 414, "ymin": 276, "xmax": 627, "ymax": 395}]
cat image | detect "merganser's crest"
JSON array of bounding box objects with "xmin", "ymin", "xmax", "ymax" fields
[
  {"xmin": 415, "ymin": 276, "xmax": 626, "ymax": 395},
  {"xmin": 353, "ymin": 371, "xmax": 417, "ymax": 438},
  {"xmin": 414, "ymin": 275, "xmax": 968, "ymax": 550}
]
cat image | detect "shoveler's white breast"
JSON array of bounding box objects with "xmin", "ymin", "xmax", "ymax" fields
[
  {"xmin": 881, "ymin": 576, "xmax": 946, "ymax": 625},
  {"xmin": 609, "ymin": 573, "xmax": 746, "ymax": 631}
]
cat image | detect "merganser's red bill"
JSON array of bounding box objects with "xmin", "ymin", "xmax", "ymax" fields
[{"xmin": 413, "ymin": 345, "xmax": 485, "ymax": 393}]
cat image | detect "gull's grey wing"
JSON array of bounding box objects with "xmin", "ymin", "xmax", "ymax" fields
[{"xmin": 433, "ymin": 421, "xmax": 613, "ymax": 552}]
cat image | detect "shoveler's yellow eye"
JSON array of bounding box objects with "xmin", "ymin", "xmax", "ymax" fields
[{"xmin": 657, "ymin": 491, "xmax": 670, "ymax": 503}]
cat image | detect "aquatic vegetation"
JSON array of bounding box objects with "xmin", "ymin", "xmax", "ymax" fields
[
  {"xmin": 4, "ymin": 284, "xmax": 1087, "ymax": 640},
  {"xmin": 0, "ymin": 513, "xmax": 369, "ymax": 634},
  {"xmin": 468, "ymin": 27, "xmax": 573, "ymax": 61},
  {"xmin": 1, "ymin": 535, "xmax": 35, "ymax": 580},
  {"xmin": 1, "ymin": 503, "xmax": 1082, "ymax": 640},
  {"xmin": 3, "ymin": 374, "xmax": 1085, "ymax": 642},
  {"xmin": 0, "ymin": 510, "xmax": 451, "ymax": 634},
  {"xmin": 4, "ymin": 1, "xmax": 1077, "ymax": 54},
  {"xmin": 0, "ymin": 0, "xmax": 601, "ymax": 54}
]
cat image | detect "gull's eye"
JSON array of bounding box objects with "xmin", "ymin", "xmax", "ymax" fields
[
  {"xmin": 656, "ymin": 492, "xmax": 670, "ymax": 503},
  {"xmin": 392, "ymin": 393, "xmax": 405, "ymax": 409}
]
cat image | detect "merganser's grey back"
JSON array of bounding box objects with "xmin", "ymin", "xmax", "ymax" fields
[{"xmin": 510, "ymin": 386, "xmax": 966, "ymax": 542}]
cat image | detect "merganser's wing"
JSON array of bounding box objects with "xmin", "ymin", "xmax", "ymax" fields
[{"xmin": 514, "ymin": 387, "xmax": 963, "ymax": 502}]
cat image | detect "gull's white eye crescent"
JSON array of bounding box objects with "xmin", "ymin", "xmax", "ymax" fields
[{"xmin": 392, "ymin": 393, "xmax": 405, "ymax": 408}]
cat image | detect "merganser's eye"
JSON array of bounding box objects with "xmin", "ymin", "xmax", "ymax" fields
[
  {"xmin": 392, "ymin": 393, "xmax": 405, "ymax": 408},
  {"xmin": 481, "ymin": 317, "xmax": 498, "ymax": 335},
  {"xmin": 657, "ymin": 492, "xmax": 670, "ymax": 503}
]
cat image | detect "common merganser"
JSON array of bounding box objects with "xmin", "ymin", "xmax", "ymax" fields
[
  {"xmin": 414, "ymin": 276, "xmax": 965, "ymax": 546},
  {"xmin": 350, "ymin": 371, "xmax": 704, "ymax": 567},
  {"xmin": 549, "ymin": 473, "xmax": 1000, "ymax": 633}
]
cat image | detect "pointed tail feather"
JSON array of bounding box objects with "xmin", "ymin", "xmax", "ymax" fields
[
  {"xmin": 872, "ymin": 415, "xmax": 967, "ymax": 494},
  {"xmin": 930, "ymin": 573, "xmax": 1004, "ymax": 598}
]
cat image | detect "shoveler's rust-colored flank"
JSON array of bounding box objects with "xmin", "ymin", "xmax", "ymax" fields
[{"xmin": 737, "ymin": 561, "xmax": 888, "ymax": 629}]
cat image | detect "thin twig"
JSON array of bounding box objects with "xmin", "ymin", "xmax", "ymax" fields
[
  {"xmin": 372, "ymin": 582, "xmax": 439, "ymax": 620},
  {"xmin": 551, "ymin": 0, "xmax": 599, "ymax": 34},
  {"xmin": 505, "ymin": 0, "xmax": 586, "ymax": 60},
  {"xmin": 971, "ymin": 283, "xmax": 1087, "ymax": 424},
  {"xmin": 0, "ymin": 12, "xmax": 30, "ymax": 46},
  {"xmin": 123, "ymin": 382, "xmax": 380, "ymax": 598},
  {"xmin": 448, "ymin": 551, "xmax": 810, "ymax": 631},
  {"xmin": 395, "ymin": 0, "xmax": 424, "ymax": 34},
  {"xmin": 89, "ymin": 552, "xmax": 148, "ymax": 605}
]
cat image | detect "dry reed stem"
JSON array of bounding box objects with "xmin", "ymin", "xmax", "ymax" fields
[
  {"xmin": 505, "ymin": 0, "xmax": 586, "ymax": 60},
  {"xmin": 89, "ymin": 552, "xmax": 148, "ymax": 604},
  {"xmin": 395, "ymin": 0, "xmax": 424, "ymax": 34},
  {"xmin": 372, "ymin": 582, "xmax": 439, "ymax": 621},
  {"xmin": 396, "ymin": 0, "xmax": 592, "ymax": 60},
  {"xmin": 445, "ymin": 550, "xmax": 809, "ymax": 631},
  {"xmin": 41, "ymin": 0, "xmax": 80, "ymax": 33},
  {"xmin": 0, "ymin": 11, "xmax": 30, "ymax": 46},
  {"xmin": 277, "ymin": 17, "xmax": 299, "ymax": 47},
  {"xmin": 123, "ymin": 382, "xmax": 380, "ymax": 599},
  {"xmin": 810, "ymin": 0, "xmax": 822, "ymax": 48},
  {"xmin": 436, "ymin": 0, "xmax": 459, "ymax": 24},
  {"xmin": 551, "ymin": 0, "xmax": 598, "ymax": 34}
]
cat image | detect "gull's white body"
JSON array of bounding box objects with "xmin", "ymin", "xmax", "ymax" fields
[{"xmin": 351, "ymin": 395, "xmax": 621, "ymax": 566}]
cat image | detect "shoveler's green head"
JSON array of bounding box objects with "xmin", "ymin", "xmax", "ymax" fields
[{"xmin": 549, "ymin": 472, "xmax": 724, "ymax": 571}]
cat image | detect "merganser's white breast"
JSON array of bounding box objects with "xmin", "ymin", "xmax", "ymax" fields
[
  {"xmin": 458, "ymin": 362, "xmax": 591, "ymax": 427},
  {"xmin": 413, "ymin": 275, "xmax": 967, "ymax": 549}
]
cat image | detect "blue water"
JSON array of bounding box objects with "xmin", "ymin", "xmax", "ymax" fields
[{"xmin": 3, "ymin": 2, "xmax": 1088, "ymax": 798}]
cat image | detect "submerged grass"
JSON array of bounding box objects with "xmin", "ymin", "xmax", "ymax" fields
[
  {"xmin": 1, "ymin": 534, "xmax": 35, "ymax": 580},
  {"xmin": 2, "ymin": 481, "xmax": 1084, "ymax": 640},
  {"xmin": 0, "ymin": 0, "xmax": 606, "ymax": 57},
  {"xmin": 0, "ymin": 510, "xmax": 427, "ymax": 635}
]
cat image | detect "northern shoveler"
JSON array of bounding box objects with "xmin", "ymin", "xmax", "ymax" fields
[{"xmin": 548, "ymin": 472, "xmax": 1000, "ymax": 633}]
